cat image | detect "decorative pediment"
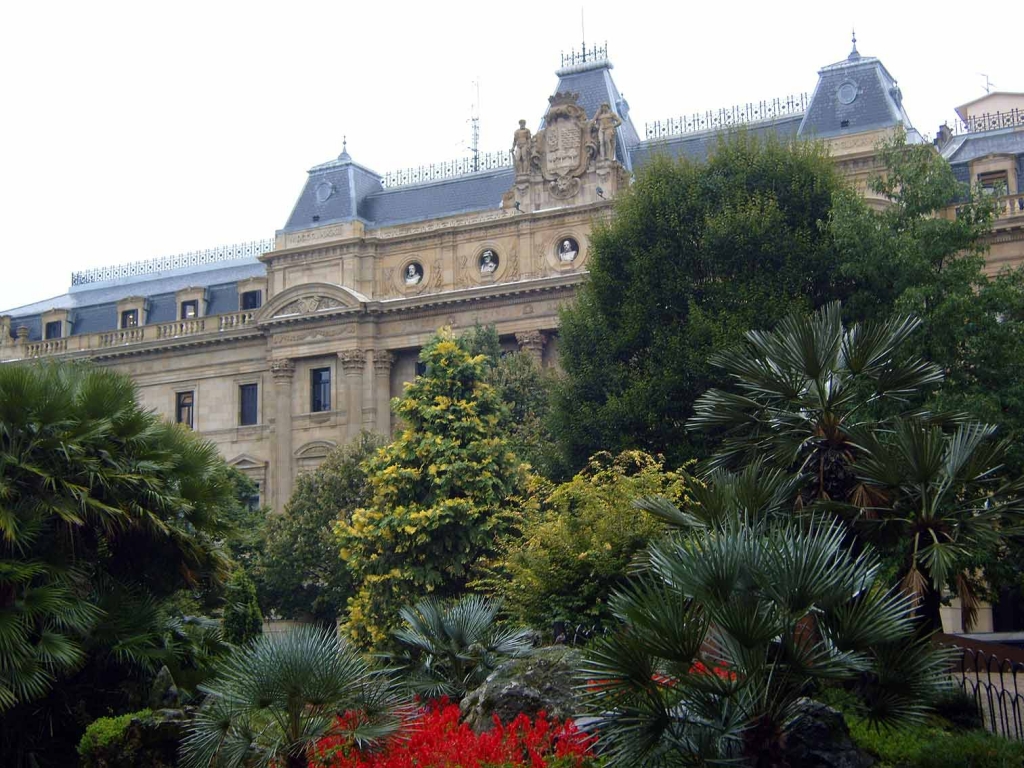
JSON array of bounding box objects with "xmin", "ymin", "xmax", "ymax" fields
[
  {"xmin": 256, "ymin": 282, "xmax": 367, "ymax": 324},
  {"xmin": 227, "ymin": 453, "xmax": 268, "ymax": 471},
  {"xmin": 294, "ymin": 440, "xmax": 337, "ymax": 459}
]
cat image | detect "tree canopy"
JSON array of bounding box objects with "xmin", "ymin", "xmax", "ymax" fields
[{"xmin": 550, "ymin": 133, "xmax": 849, "ymax": 473}]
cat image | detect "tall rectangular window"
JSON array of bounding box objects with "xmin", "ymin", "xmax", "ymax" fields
[
  {"xmin": 176, "ymin": 391, "xmax": 194, "ymax": 429},
  {"xmin": 240, "ymin": 290, "xmax": 262, "ymax": 310},
  {"xmin": 180, "ymin": 300, "xmax": 199, "ymax": 319},
  {"xmin": 239, "ymin": 383, "xmax": 258, "ymax": 426},
  {"xmin": 310, "ymin": 368, "xmax": 331, "ymax": 412},
  {"xmin": 121, "ymin": 309, "xmax": 139, "ymax": 329},
  {"xmin": 44, "ymin": 321, "xmax": 62, "ymax": 339}
]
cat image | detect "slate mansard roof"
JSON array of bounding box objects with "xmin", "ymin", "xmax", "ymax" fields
[{"xmin": 6, "ymin": 45, "xmax": 935, "ymax": 341}]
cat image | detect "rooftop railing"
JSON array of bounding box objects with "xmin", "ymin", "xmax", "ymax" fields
[
  {"xmin": 380, "ymin": 150, "xmax": 513, "ymax": 188},
  {"xmin": 645, "ymin": 94, "xmax": 809, "ymax": 140},
  {"xmin": 70, "ymin": 239, "xmax": 274, "ymax": 287}
]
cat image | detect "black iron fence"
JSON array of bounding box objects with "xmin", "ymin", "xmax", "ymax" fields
[{"xmin": 941, "ymin": 634, "xmax": 1024, "ymax": 741}]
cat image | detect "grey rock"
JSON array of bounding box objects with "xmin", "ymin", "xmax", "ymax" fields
[
  {"xmin": 460, "ymin": 646, "xmax": 583, "ymax": 732},
  {"xmin": 148, "ymin": 665, "xmax": 180, "ymax": 710},
  {"xmin": 782, "ymin": 699, "xmax": 874, "ymax": 768}
]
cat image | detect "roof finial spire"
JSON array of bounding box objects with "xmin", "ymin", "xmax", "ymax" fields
[
  {"xmin": 849, "ymin": 28, "xmax": 861, "ymax": 61},
  {"xmin": 580, "ymin": 7, "xmax": 586, "ymax": 63},
  {"xmin": 339, "ymin": 135, "xmax": 351, "ymax": 162}
]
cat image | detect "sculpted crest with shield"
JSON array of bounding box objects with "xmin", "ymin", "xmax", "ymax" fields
[{"xmin": 529, "ymin": 92, "xmax": 598, "ymax": 199}]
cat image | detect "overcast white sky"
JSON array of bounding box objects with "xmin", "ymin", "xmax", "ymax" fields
[{"xmin": 0, "ymin": 1, "xmax": 1016, "ymax": 313}]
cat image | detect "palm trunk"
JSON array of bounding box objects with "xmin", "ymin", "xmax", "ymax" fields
[{"xmin": 920, "ymin": 587, "xmax": 944, "ymax": 635}]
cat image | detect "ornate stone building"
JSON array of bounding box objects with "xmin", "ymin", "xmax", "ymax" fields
[{"xmin": 3, "ymin": 42, "xmax": 1023, "ymax": 514}]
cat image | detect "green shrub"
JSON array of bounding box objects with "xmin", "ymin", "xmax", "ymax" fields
[
  {"xmin": 930, "ymin": 686, "xmax": 984, "ymax": 731},
  {"xmin": 479, "ymin": 450, "xmax": 691, "ymax": 632},
  {"xmin": 222, "ymin": 569, "xmax": 262, "ymax": 645},
  {"xmin": 847, "ymin": 717, "xmax": 933, "ymax": 767},
  {"xmin": 916, "ymin": 730, "xmax": 1024, "ymax": 768},
  {"xmin": 848, "ymin": 716, "xmax": 1024, "ymax": 768},
  {"xmin": 77, "ymin": 709, "xmax": 152, "ymax": 767}
]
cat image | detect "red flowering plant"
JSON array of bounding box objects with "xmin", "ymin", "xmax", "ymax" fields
[{"xmin": 310, "ymin": 698, "xmax": 599, "ymax": 768}]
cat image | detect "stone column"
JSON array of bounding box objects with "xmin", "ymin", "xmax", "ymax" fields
[
  {"xmin": 269, "ymin": 358, "xmax": 295, "ymax": 512},
  {"xmin": 515, "ymin": 330, "xmax": 547, "ymax": 366},
  {"xmin": 373, "ymin": 351, "xmax": 394, "ymax": 436},
  {"xmin": 339, "ymin": 350, "xmax": 366, "ymax": 440}
]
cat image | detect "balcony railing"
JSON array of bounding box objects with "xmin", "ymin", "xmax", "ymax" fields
[
  {"xmin": 949, "ymin": 108, "xmax": 1024, "ymax": 136},
  {"xmin": 957, "ymin": 193, "xmax": 1024, "ymax": 222},
  {"xmin": 5, "ymin": 309, "xmax": 260, "ymax": 359}
]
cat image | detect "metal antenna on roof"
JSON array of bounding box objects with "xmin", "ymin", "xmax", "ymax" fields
[
  {"xmin": 470, "ymin": 79, "xmax": 481, "ymax": 172},
  {"xmin": 979, "ymin": 73, "xmax": 995, "ymax": 94}
]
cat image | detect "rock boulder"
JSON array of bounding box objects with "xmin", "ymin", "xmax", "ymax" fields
[{"xmin": 460, "ymin": 646, "xmax": 583, "ymax": 732}]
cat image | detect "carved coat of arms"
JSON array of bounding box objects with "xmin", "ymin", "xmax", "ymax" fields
[{"xmin": 531, "ymin": 92, "xmax": 596, "ymax": 199}]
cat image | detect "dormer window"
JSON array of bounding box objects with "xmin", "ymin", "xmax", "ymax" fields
[
  {"xmin": 979, "ymin": 171, "xmax": 1009, "ymax": 196},
  {"xmin": 181, "ymin": 300, "xmax": 199, "ymax": 319},
  {"xmin": 121, "ymin": 309, "xmax": 139, "ymax": 329},
  {"xmin": 44, "ymin": 321, "xmax": 62, "ymax": 340},
  {"xmin": 241, "ymin": 290, "xmax": 263, "ymax": 310}
]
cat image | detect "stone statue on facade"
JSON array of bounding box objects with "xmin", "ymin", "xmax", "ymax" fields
[
  {"xmin": 593, "ymin": 103, "xmax": 622, "ymax": 162},
  {"xmin": 512, "ymin": 119, "xmax": 534, "ymax": 175}
]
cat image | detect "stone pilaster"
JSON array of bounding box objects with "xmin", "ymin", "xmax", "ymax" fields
[
  {"xmin": 339, "ymin": 349, "xmax": 366, "ymax": 440},
  {"xmin": 515, "ymin": 330, "xmax": 547, "ymax": 365},
  {"xmin": 372, "ymin": 351, "xmax": 394, "ymax": 436},
  {"xmin": 269, "ymin": 358, "xmax": 295, "ymax": 512}
]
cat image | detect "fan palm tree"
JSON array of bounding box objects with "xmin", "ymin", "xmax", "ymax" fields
[
  {"xmin": 582, "ymin": 497, "xmax": 948, "ymax": 767},
  {"xmin": 0, "ymin": 362, "xmax": 236, "ymax": 714},
  {"xmin": 688, "ymin": 301, "xmax": 946, "ymax": 503},
  {"xmin": 181, "ymin": 625, "xmax": 408, "ymax": 768},
  {"xmin": 850, "ymin": 420, "xmax": 1024, "ymax": 629},
  {"xmin": 687, "ymin": 303, "xmax": 1024, "ymax": 630},
  {"xmin": 392, "ymin": 594, "xmax": 533, "ymax": 699}
]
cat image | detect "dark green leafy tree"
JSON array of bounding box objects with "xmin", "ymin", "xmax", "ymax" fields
[
  {"xmin": 181, "ymin": 625, "xmax": 408, "ymax": 768},
  {"xmin": 392, "ymin": 594, "xmax": 532, "ymax": 699},
  {"xmin": 550, "ymin": 133, "xmax": 849, "ymax": 473},
  {"xmin": 583, "ymin": 500, "xmax": 948, "ymax": 767},
  {"xmin": 258, "ymin": 433, "xmax": 381, "ymax": 624},
  {"xmin": 831, "ymin": 127, "xmax": 1024, "ymax": 476}
]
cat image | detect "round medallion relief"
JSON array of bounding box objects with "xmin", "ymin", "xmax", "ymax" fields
[
  {"xmin": 479, "ymin": 249, "xmax": 499, "ymax": 275},
  {"xmin": 557, "ymin": 237, "xmax": 580, "ymax": 263},
  {"xmin": 403, "ymin": 261, "xmax": 424, "ymax": 286},
  {"xmin": 837, "ymin": 82, "xmax": 858, "ymax": 105},
  {"xmin": 314, "ymin": 181, "xmax": 334, "ymax": 203}
]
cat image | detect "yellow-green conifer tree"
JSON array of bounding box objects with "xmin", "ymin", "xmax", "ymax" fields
[{"xmin": 337, "ymin": 329, "xmax": 524, "ymax": 649}]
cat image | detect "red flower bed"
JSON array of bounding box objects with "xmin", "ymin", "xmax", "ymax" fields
[{"xmin": 311, "ymin": 699, "xmax": 598, "ymax": 768}]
